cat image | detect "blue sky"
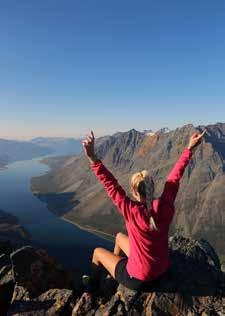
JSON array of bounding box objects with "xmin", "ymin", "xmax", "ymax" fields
[{"xmin": 0, "ymin": 0, "xmax": 225, "ymax": 140}]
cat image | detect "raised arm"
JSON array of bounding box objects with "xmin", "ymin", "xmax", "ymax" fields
[
  {"xmin": 82, "ymin": 130, "xmax": 132, "ymax": 221},
  {"xmin": 90, "ymin": 160, "xmax": 132, "ymax": 221},
  {"xmin": 161, "ymin": 130, "xmax": 206, "ymax": 206},
  {"xmin": 160, "ymin": 148, "xmax": 192, "ymax": 205}
]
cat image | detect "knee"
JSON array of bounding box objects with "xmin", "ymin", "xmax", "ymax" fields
[
  {"xmin": 115, "ymin": 232, "xmax": 123, "ymax": 243},
  {"xmin": 92, "ymin": 247, "xmax": 103, "ymax": 260}
]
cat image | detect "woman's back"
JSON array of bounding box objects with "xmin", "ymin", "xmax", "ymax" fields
[{"xmin": 125, "ymin": 198, "xmax": 172, "ymax": 281}]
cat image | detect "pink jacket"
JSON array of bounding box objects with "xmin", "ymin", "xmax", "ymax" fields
[{"xmin": 91, "ymin": 148, "xmax": 192, "ymax": 281}]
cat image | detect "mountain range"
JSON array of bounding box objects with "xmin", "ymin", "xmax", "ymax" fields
[
  {"xmin": 0, "ymin": 139, "xmax": 53, "ymax": 168},
  {"xmin": 0, "ymin": 137, "xmax": 83, "ymax": 168},
  {"xmin": 31, "ymin": 137, "xmax": 82, "ymax": 156},
  {"xmin": 30, "ymin": 122, "xmax": 225, "ymax": 257}
]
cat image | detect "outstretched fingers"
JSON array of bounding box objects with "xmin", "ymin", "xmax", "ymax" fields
[
  {"xmin": 199, "ymin": 129, "xmax": 207, "ymax": 138},
  {"xmin": 188, "ymin": 129, "xmax": 207, "ymax": 151},
  {"xmin": 85, "ymin": 130, "xmax": 95, "ymax": 143},
  {"xmin": 82, "ymin": 140, "xmax": 88, "ymax": 147},
  {"xmin": 86, "ymin": 135, "xmax": 92, "ymax": 143},
  {"xmin": 196, "ymin": 129, "xmax": 207, "ymax": 141},
  {"xmin": 81, "ymin": 130, "xmax": 95, "ymax": 149}
]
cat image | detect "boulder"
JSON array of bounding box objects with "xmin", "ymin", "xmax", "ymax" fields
[
  {"xmin": 0, "ymin": 240, "xmax": 13, "ymax": 256},
  {"xmin": 10, "ymin": 246, "xmax": 73, "ymax": 297},
  {"xmin": 11, "ymin": 285, "xmax": 30, "ymax": 301},
  {"xmin": 0, "ymin": 253, "xmax": 11, "ymax": 270},
  {"xmin": 0, "ymin": 273, "xmax": 15, "ymax": 316},
  {"xmin": 72, "ymin": 292, "xmax": 97, "ymax": 316}
]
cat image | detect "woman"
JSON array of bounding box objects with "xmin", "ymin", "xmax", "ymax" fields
[{"xmin": 82, "ymin": 129, "xmax": 206, "ymax": 291}]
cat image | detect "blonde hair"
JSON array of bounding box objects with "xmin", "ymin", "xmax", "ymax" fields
[{"xmin": 131, "ymin": 170, "xmax": 157, "ymax": 231}]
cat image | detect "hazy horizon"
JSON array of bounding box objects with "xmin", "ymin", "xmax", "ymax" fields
[{"xmin": 1, "ymin": 119, "xmax": 224, "ymax": 142}]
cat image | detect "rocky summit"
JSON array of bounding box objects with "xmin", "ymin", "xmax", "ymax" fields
[{"xmin": 0, "ymin": 234, "xmax": 224, "ymax": 316}]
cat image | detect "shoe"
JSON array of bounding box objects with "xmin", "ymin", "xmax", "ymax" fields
[
  {"xmin": 81, "ymin": 274, "xmax": 99, "ymax": 293},
  {"xmin": 82, "ymin": 275, "xmax": 91, "ymax": 287}
]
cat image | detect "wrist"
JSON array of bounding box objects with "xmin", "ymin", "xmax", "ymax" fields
[
  {"xmin": 88, "ymin": 154, "xmax": 99, "ymax": 164},
  {"xmin": 187, "ymin": 146, "xmax": 195, "ymax": 155}
]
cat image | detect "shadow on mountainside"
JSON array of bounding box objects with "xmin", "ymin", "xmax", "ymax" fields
[{"xmin": 34, "ymin": 192, "xmax": 79, "ymax": 216}]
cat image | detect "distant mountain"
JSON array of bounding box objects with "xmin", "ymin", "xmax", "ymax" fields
[
  {"xmin": 156, "ymin": 127, "xmax": 170, "ymax": 135},
  {"xmin": 143, "ymin": 129, "xmax": 154, "ymax": 135},
  {"xmin": 31, "ymin": 137, "xmax": 82, "ymax": 156},
  {"xmin": 31, "ymin": 123, "xmax": 225, "ymax": 256},
  {"xmin": 0, "ymin": 139, "xmax": 53, "ymax": 167},
  {"xmin": 143, "ymin": 127, "xmax": 170, "ymax": 136}
]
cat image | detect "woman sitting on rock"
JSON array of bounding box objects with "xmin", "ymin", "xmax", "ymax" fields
[{"xmin": 82, "ymin": 129, "xmax": 206, "ymax": 291}]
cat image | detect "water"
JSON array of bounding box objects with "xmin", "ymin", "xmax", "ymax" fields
[{"xmin": 0, "ymin": 156, "xmax": 113, "ymax": 281}]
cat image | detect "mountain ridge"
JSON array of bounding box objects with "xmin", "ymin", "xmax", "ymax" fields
[{"xmin": 30, "ymin": 122, "xmax": 225, "ymax": 256}]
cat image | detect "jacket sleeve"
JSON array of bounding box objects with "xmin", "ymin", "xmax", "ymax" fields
[
  {"xmin": 90, "ymin": 159, "xmax": 132, "ymax": 222},
  {"xmin": 160, "ymin": 148, "xmax": 192, "ymax": 206}
]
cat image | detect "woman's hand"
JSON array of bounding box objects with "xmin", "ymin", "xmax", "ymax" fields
[
  {"xmin": 187, "ymin": 129, "xmax": 207, "ymax": 151},
  {"xmin": 82, "ymin": 130, "xmax": 98, "ymax": 163}
]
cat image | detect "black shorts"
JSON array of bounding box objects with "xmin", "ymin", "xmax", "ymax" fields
[
  {"xmin": 114, "ymin": 257, "xmax": 149, "ymax": 291},
  {"xmin": 115, "ymin": 257, "xmax": 169, "ymax": 291}
]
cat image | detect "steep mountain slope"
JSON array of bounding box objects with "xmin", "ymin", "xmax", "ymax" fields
[{"xmin": 31, "ymin": 123, "xmax": 225, "ymax": 255}]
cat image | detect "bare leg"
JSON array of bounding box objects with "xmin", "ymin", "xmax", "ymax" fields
[
  {"xmin": 92, "ymin": 247, "xmax": 124, "ymax": 279},
  {"xmin": 113, "ymin": 240, "xmax": 121, "ymax": 256},
  {"xmin": 113, "ymin": 232, "xmax": 129, "ymax": 257},
  {"xmin": 89, "ymin": 233, "xmax": 129, "ymax": 287}
]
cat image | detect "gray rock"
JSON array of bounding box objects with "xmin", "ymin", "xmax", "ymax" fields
[
  {"xmin": 0, "ymin": 265, "xmax": 12, "ymax": 280},
  {"xmin": 0, "ymin": 273, "xmax": 15, "ymax": 315},
  {"xmin": 72, "ymin": 292, "xmax": 97, "ymax": 316},
  {"xmin": 10, "ymin": 246, "xmax": 73, "ymax": 298},
  {"xmin": 0, "ymin": 254, "xmax": 11, "ymax": 270},
  {"xmin": 0, "ymin": 240, "xmax": 13, "ymax": 256},
  {"xmin": 11, "ymin": 285, "xmax": 30, "ymax": 302},
  {"xmin": 95, "ymin": 294, "xmax": 124, "ymax": 316},
  {"xmin": 8, "ymin": 288, "xmax": 74, "ymax": 316},
  {"xmin": 116, "ymin": 284, "xmax": 140, "ymax": 312}
]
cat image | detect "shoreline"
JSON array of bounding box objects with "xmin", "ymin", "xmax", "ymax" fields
[
  {"xmin": 31, "ymin": 156, "xmax": 116, "ymax": 243},
  {"xmin": 62, "ymin": 217, "xmax": 115, "ymax": 243}
]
